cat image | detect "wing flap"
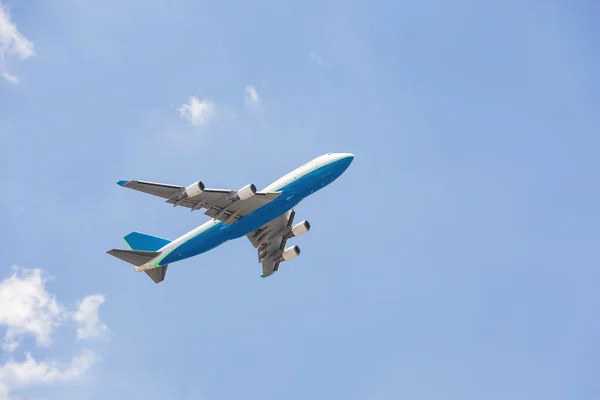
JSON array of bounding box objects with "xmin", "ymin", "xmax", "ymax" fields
[
  {"xmin": 166, "ymin": 189, "xmax": 231, "ymax": 209},
  {"xmin": 204, "ymin": 192, "xmax": 281, "ymax": 223}
]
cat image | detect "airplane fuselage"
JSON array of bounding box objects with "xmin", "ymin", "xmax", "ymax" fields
[{"xmin": 137, "ymin": 153, "xmax": 354, "ymax": 271}]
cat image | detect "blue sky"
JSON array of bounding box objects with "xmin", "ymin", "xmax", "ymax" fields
[{"xmin": 0, "ymin": 0, "xmax": 599, "ymax": 399}]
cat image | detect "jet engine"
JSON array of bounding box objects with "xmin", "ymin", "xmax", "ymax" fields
[
  {"xmin": 230, "ymin": 184, "xmax": 257, "ymax": 202},
  {"xmin": 291, "ymin": 221, "xmax": 311, "ymax": 237},
  {"xmin": 280, "ymin": 245, "xmax": 301, "ymax": 262},
  {"xmin": 185, "ymin": 181, "xmax": 205, "ymax": 198}
]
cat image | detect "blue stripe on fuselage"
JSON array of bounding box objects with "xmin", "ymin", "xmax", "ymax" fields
[{"xmin": 159, "ymin": 156, "xmax": 353, "ymax": 265}]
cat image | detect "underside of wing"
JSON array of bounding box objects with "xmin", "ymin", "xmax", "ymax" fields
[
  {"xmin": 117, "ymin": 179, "xmax": 281, "ymax": 224},
  {"xmin": 200, "ymin": 191, "xmax": 280, "ymax": 223},
  {"xmin": 246, "ymin": 210, "xmax": 293, "ymax": 249},
  {"xmin": 118, "ymin": 180, "xmax": 183, "ymax": 198},
  {"xmin": 246, "ymin": 210, "xmax": 310, "ymax": 278},
  {"xmin": 260, "ymin": 257, "xmax": 280, "ymax": 279}
]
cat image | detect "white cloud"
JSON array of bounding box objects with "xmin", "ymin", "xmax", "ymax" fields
[
  {"xmin": 0, "ymin": 4, "xmax": 35, "ymax": 84},
  {"xmin": 0, "ymin": 71, "xmax": 17, "ymax": 84},
  {"xmin": 178, "ymin": 96, "xmax": 215, "ymax": 126},
  {"xmin": 73, "ymin": 295, "xmax": 108, "ymax": 340},
  {"xmin": 0, "ymin": 268, "xmax": 109, "ymax": 350},
  {"xmin": 0, "ymin": 267, "xmax": 107, "ymax": 399},
  {"xmin": 309, "ymin": 52, "xmax": 326, "ymax": 67},
  {"xmin": 244, "ymin": 86, "xmax": 260, "ymax": 105},
  {"xmin": 0, "ymin": 350, "xmax": 97, "ymax": 400},
  {"xmin": 0, "ymin": 268, "xmax": 63, "ymax": 352}
]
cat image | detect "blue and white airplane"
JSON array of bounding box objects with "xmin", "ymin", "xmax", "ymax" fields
[{"xmin": 107, "ymin": 152, "xmax": 354, "ymax": 283}]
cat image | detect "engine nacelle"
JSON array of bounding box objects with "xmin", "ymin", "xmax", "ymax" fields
[
  {"xmin": 231, "ymin": 184, "xmax": 256, "ymax": 202},
  {"xmin": 281, "ymin": 245, "xmax": 301, "ymax": 262},
  {"xmin": 291, "ymin": 221, "xmax": 311, "ymax": 237},
  {"xmin": 185, "ymin": 181, "xmax": 205, "ymax": 198}
]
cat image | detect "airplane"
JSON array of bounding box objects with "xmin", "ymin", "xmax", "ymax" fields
[{"xmin": 107, "ymin": 152, "xmax": 355, "ymax": 284}]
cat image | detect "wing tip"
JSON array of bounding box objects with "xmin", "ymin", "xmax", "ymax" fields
[{"xmin": 117, "ymin": 180, "xmax": 129, "ymax": 187}]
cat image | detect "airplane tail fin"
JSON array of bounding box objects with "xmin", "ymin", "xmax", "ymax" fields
[
  {"xmin": 108, "ymin": 231, "xmax": 172, "ymax": 284},
  {"xmin": 123, "ymin": 231, "xmax": 172, "ymax": 252}
]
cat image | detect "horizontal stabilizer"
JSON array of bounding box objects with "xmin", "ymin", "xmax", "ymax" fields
[
  {"xmin": 145, "ymin": 265, "xmax": 168, "ymax": 284},
  {"xmin": 106, "ymin": 249, "xmax": 161, "ymax": 267},
  {"xmin": 123, "ymin": 232, "xmax": 171, "ymax": 251}
]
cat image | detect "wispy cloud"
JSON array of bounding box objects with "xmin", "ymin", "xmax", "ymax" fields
[
  {"xmin": 244, "ymin": 86, "xmax": 260, "ymax": 105},
  {"xmin": 1, "ymin": 71, "xmax": 17, "ymax": 84},
  {"xmin": 178, "ymin": 96, "xmax": 215, "ymax": 126},
  {"xmin": 73, "ymin": 295, "xmax": 108, "ymax": 341},
  {"xmin": 309, "ymin": 52, "xmax": 326, "ymax": 67},
  {"xmin": 0, "ymin": 3, "xmax": 35, "ymax": 84},
  {"xmin": 0, "ymin": 267, "xmax": 107, "ymax": 399},
  {"xmin": 0, "ymin": 350, "xmax": 97, "ymax": 400}
]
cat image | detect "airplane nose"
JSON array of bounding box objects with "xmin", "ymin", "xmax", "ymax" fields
[{"xmin": 336, "ymin": 153, "xmax": 354, "ymax": 170}]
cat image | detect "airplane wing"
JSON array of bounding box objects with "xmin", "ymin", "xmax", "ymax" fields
[
  {"xmin": 117, "ymin": 179, "xmax": 281, "ymax": 224},
  {"xmin": 246, "ymin": 209, "xmax": 298, "ymax": 278}
]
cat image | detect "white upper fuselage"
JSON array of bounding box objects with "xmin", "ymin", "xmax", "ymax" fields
[{"xmin": 262, "ymin": 152, "xmax": 352, "ymax": 192}]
